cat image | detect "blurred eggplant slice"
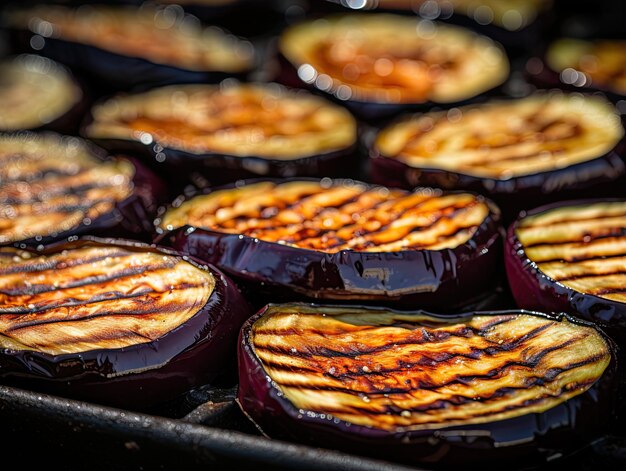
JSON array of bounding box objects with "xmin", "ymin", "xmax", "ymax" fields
[
  {"xmin": 371, "ymin": 90, "xmax": 626, "ymax": 222},
  {"xmin": 277, "ymin": 12, "xmax": 509, "ymax": 120},
  {"xmin": 237, "ymin": 302, "xmax": 618, "ymax": 468},
  {"xmin": 83, "ymin": 82, "xmax": 359, "ymax": 188},
  {"xmin": 529, "ymin": 38, "xmax": 626, "ymax": 102},
  {"xmin": 5, "ymin": 3, "xmax": 255, "ymax": 92},
  {"xmin": 155, "ymin": 178, "xmax": 503, "ymax": 311},
  {"xmin": 0, "ymin": 132, "xmax": 165, "ymax": 246},
  {"xmin": 0, "ymin": 238, "xmax": 251, "ymax": 410},
  {"xmin": 505, "ymin": 199, "xmax": 626, "ymax": 345},
  {"xmin": 0, "ymin": 54, "xmax": 83, "ymax": 134}
]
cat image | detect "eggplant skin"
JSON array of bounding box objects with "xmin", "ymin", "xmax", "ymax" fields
[
  {"xmin": 237, "ymin": 302, "xmax": 618, "ymax": 468},
  {"xmin": 505, "ymin": 198, "xmax": 626, "ymax": 346},
  {"xmin": 0, "ymin": 237, "xmax": 252, "ymax": 411},
  {"xmin": 155, "ymin": 178, "xmax": 504, "ymax": 312}
]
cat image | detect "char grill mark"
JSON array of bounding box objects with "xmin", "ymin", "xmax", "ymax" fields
[
  {"xmin": 250, "ymin": 309, "xmax": 610, "ymax": 430},
  {"xmin": 0, "ymin": 246, "xmax": 214, "ymax": 354},
  {"xmin": 516, "ymin": 201, "xmax": 626, "ymax": 302},
  {"xmin": 164, "ymin": 182, "xmax": 488, "ymax": 252}
]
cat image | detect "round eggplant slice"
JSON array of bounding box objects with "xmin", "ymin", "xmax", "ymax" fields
[
  {"xmin": 0, "ymin": 54, "xmax": 84, "ymax": 134},
  {"xmin": 155, "ymin": 178, "xmax": 503, "ymax": 312},
  {"xmin": 237, "ymin": 302, "xmax": 618, "ymax": 468},
  {"xmin": 0, "ymin": 132, "xmax": 166, "ymax": 246},
  {"xmin": 0, "ymin": 238, "xmax": 250, "ymax": 410},
  {"xmin": 371, "ymin": 90, "xmax": 626, "ymax": 223},
  {"xmin": 5, "ymin": 4, "xmax": 255, "ymax": 93},
  {"xmin": 528, "ymin": 38, "xmax": 626, "ymax": 103},
  {"xmin": 505, "ymin": 199, "xmax": 626, "ymax": 348},
  {"xmin": 83, "ymin": 82, "xmax": 359, "ymax": 189},
  {"xmin": 277, "ymin": 13, "xmax": 509, "ymax": 121}
]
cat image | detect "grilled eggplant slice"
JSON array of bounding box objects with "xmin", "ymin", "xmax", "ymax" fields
[
  {"xmin": 529, "ymin": 38, "xmax": 626, "ymax": 102},
  {"xmin": 83, "ymin": 82, "xmax": 359, "ymax": 189},
  {"xmin": 0, "ymin": 132, "xmax": 165, "ymax": 246},
  {"xmin": 0, "ymin": 54, "xmax": 83, "ymax": 134},
  {"xmin": 0, "ymin": 238, "xmax": 250, "ymax": 410},
  {"xmin": 6, "ymin": 4, "xmax": 255, "ymax": 93},
  {"xmin": 277, "ymin": 12, "xmax": 509, "ymax": 121},
  {"xmin": 155, "ymin": 178, "xmax": 503, "ymax": 311},
  {"xmin": 505, "ymin": 199, "xmax": 626, "ymax": 348},
  {"xmin": 237, "ymin": 302, "xmax": 618, "ymax": 467},
  {"xmin": 371, "ymin": 91, "xmax": 626, "ymax": 223}
]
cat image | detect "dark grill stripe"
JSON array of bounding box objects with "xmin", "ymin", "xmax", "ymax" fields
[
  {"xmin": 522, "ymin": 227, "xmax": 626, "ymax": 248},
  {"xmin": 1, "ymin": 281, "xmax": 206, "ymax": 326},
  {"xmin": 0, "ymin": 250, "xmax": 132, "ymax": 275},
  {"xmin": 0, "ymin": 260, "xmax": 178, "ymax": 296},
  {"xmin": 553, "ymin": 269, "xmax": 626, "ymax": 282}
]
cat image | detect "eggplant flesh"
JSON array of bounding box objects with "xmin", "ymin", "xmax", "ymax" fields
[{"xmin": 237, "ymin": 303, "xmax": 617, "ymax": 467}]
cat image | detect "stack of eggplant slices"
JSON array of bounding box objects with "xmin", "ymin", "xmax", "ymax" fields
[{"xmin": 0, "ymin": 0, "xmax": 625, "ymax": 469}]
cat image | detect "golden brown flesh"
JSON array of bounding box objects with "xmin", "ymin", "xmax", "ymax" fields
[
  {"xmin": 0, "ymin": 244, "xmax": 215, "ymax": 355},
  {"xmin": 251, "ymin": 305, "xmax": 611, "ymax": 431},
  {"xmin": 160, "ymin": 180, "xmax": 490, "ymax": 252},
  {"xmin": 516, "ymin": 201, "xmax": 626, "ymax": 303}
]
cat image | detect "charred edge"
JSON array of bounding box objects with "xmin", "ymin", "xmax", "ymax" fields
[
  {"xmin": 588, "ymin": 286, "xmax": 626, "ymax": 296},
  {"xmin": 522, "ymin": 228, "xmax": 626, "ymax": 249},
  {"xmin": 0, "ymin": 250, "xmax": 133, "ymax": 275},
  {"xmin": 0, "ymin": 281, "xmax": 207, "ymax": 321},
  {"xmin": 0, "ymin": 259, "xmax": 179, "ymax": 296}
]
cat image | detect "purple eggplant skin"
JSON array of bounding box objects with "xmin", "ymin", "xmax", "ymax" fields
[
  {"xmin": 236, "ymin": 302, "xmax": 621, "ymax": 469},
  {"xmin": 504, "ymin": 198, "xmax": 626, "ymax": 345},
  {"xmin": 0, "ymin": 237, "xmax": 252, "ymax": 412},
  {"xmin": 370, "ymin": 145, "xmax": 626, "ymax": 226},
  {"xmin": 8, "ymin": 29, "xmax": 253, "ymax": 97},
  {"xmin": 154, "ymin": 178, "xmax": 504, "ymax": 313},
  {"xmin": 3, "ymin": 132, "xmax": 169, "ymax": 248}
]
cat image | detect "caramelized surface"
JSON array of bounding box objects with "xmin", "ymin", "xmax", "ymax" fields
[
  {"xmin": 85, "ymin": 83, "xmax": 356, "ymax": 159},
  {"xmin": 251, "ymin": 304, "xmax": 610, "ymax": 431},
  {"xmin": 160, "ymin": 180, "xmax": 490, "ymax": 252},
  {"xmin": 9, "ymin": 5, "xmax": 253, "ymax": 72},
  {"xmin": 0, "ymin": 55, "xmax": 81, "ymax": 131},
  {"xmin": 546, "ymin": 38, "xmax": 626, "ymax": 95},
  {"xmin": 0, "ymin": 135, "xmax": 134, "ymax": 244},
  {"xmin": 375, "ymin": 92, "xmax": 623, "ymax": 179},
  {"xmin": 0, "ymin": 244, "xmax": 215, "ymax": 355},
  {"xmin": 516, "ymin": 201, "xmax": 626, "ymax": 304},
  {"xmin": 279, "ymin": 13, "xmax": 508, "ymax": 104}
]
